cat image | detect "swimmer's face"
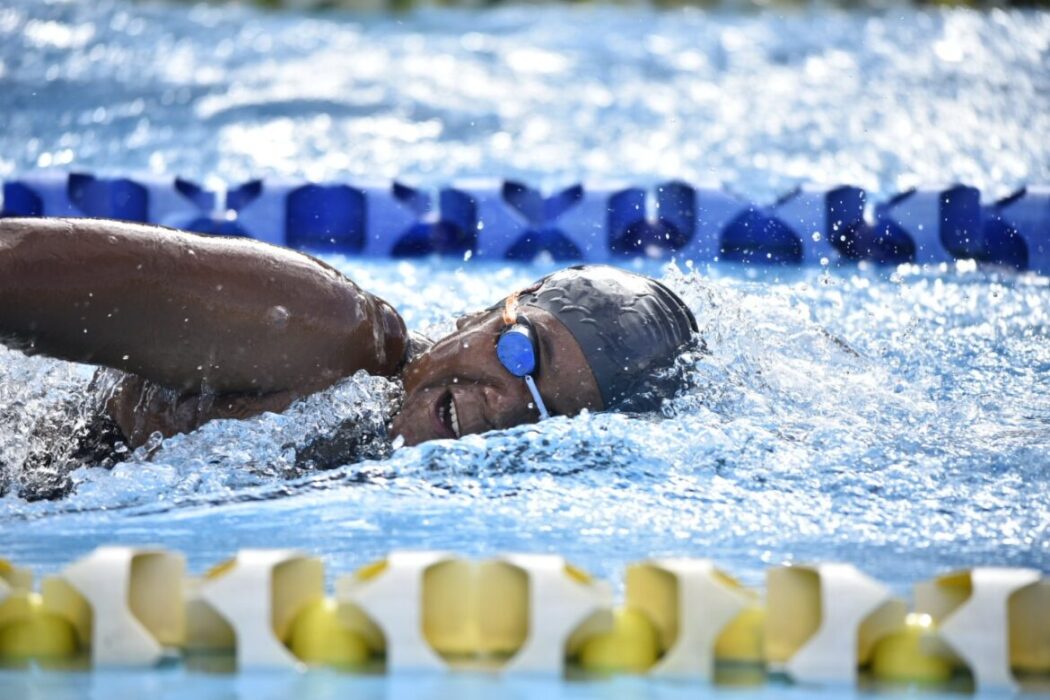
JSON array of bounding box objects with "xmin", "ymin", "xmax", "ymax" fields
[{"xmin": 390, "ymin": 306, "xmax": 603, "ymax": 446}]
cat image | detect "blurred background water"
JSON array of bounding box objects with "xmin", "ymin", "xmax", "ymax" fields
[
  {"xmin": 1, "ymin": 0, "xmax": 1048, "ymax": 200},
  {"xmin": 0, "ymin": 0, "xmax": 1048, "ymax": 597}
]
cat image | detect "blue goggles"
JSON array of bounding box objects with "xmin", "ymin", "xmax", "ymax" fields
[{"xmin": 495, "ymin": 297, "xmax": 551, "ymax": 420}]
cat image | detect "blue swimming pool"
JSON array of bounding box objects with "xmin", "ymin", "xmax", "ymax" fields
[{"xmin": 0, "ymin": 0, "xmax": 1048, "ymax": 696}]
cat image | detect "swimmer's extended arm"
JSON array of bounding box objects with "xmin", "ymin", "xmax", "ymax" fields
[{"xmin": 0, "ymin": 218, "xmax": 407, "ymax": 395}]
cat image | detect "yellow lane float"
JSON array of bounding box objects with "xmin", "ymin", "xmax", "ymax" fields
[
  {"xmin": 764, "ymin": 563, "xmax": 910, "ymax": 684},
  {"xmin": 0, "ymin": 547, "xmax": 1045, "ymax": 692},
  {"xmin": 868, "ymin": 612, "xmax": 954, "ymax": 685},
  {"xmin": 573, "ymin": 607, "xmax": 660, "ymax": 674},
  {"xmin": 188, "ymin": 549, "xmax": 324, "ymax": 669},
  {"xmin": 915, "ymin": 567, "xmax": 1049, "ymax": 692},
  {"xmin": 337, "ymin": 551, "xmax": 612, "ymax": 673},
  {"xmin": 40, "ymin": 547, "xmax": 184, "ymax": 667},
  {"xmin": 285, "ymin": 598, "xmax": 373, "ymax": 668},
  {"xmin": 0, "ymin": 559, "xmax": 78, "ymax": 662},
  {"xmin": 624, "ymin": 559, "xmax": 760, "ymax": 677}
]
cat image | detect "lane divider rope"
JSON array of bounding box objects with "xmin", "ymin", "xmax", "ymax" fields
[
  {"xmin": 2, "ymin": 172, "xmax": 1047, "ymax": 273},
  {"xmin": 0, "ymin": 547, "xmax": 1047, "ymax": 692}
]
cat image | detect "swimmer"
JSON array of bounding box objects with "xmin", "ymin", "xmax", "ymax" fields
[{"xmin": 0, "ymin": 217, "xmax": 697, "ymax": 482}]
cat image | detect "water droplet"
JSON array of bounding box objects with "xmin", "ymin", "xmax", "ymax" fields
[{"xmin": 266, "ymin": 305, "xmax": 290, "ymax": 328}]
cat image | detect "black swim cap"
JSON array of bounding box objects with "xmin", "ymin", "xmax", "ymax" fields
[{"xmin": 517, "ymin": 265, "xmax": 698, "ymax": 411}]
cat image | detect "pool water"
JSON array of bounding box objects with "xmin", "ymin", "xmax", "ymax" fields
[
  {"xmin": 3, "ymin": 258, "xmax": 1048, "ymax": 588},
  {"xmin": 0, "ymin": 0, "xmax": 1048, "ymax": 696},
  {"xmin": 0, "ymin": 666, "xmax": 1003, "ymax": 700}
]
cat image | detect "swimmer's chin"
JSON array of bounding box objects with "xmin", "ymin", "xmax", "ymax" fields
[
  {"xmin": 388, "ymin": 406, "xmax": 442, "ymax": 447},
  {"xmin": 389, "ymin": 413, "xmax": 417, "ymax": 447},
  {"xmin": 389, "ymin": 418, "xmax": 442, "ymax": 447},
  {"xmin": 390, "ymin": 387, "xmax": 467, "ymax": 446}
]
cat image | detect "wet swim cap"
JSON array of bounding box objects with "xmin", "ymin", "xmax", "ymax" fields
[{"xmin": 517, "ymin": 265, "xmax": 698, "ymax": 411}]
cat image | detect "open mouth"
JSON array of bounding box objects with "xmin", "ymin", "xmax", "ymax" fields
[{"xmin": 433, "ymin": 390, "xmax": 462, "ymax": 439}]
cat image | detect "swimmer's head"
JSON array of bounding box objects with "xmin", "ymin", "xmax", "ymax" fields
[{"xmin": 389, "ymin": 265, "xmax": 698, "ymax": 446}]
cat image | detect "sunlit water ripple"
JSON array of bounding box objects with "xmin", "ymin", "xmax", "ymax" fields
[{"xmin": 0, "ymin": 0, "xmax": 1048, "ymax": 198}]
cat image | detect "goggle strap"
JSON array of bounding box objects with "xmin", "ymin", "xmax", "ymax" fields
[
  {"xmin": 522, "ymin": 374, "xmax": 550, "ymax": 420},
  {"xmin": 502, "ymin": 292, "xmax": 521, "ymax": 326}
]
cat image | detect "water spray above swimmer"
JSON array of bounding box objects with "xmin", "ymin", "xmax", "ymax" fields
[{"xmin": 0, "ymin": 217, "xmax": 698, "ymax": 493}]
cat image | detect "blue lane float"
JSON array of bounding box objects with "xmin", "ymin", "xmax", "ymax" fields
[{"xmin": 2, "ymin": 171, "xmax": 1048, "ymax": 274}]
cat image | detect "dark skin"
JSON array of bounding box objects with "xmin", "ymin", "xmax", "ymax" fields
[
  {"xmin": 0, "ymin": 218, "xmax": 603, "ymax": 450},
  {"xmin": 390, "ymin": 306, "xmax": 602, "ymax": 445}
]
